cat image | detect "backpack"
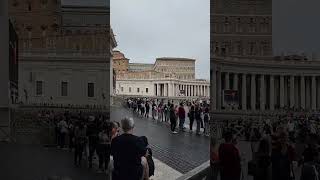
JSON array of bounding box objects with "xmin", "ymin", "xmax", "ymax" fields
[{"xmin": 146, "ymin": 148, "xmax": 155, "ymax": 177}]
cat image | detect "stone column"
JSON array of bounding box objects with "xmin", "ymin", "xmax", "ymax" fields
[
  {"xmin": 233, "ymin": 73, "xmax": 238, "ymax": 90},
  {"xmin": 225, "ymin": 72, "xmax": 230, "ymax": 90},
  {"xmin": 290, "ymin": 76, "xmax": 295, "ymax": 108},
  {"xmin": 242, "ymin": 74, "xmax": 247, "ymax": 110},
  {"xmin": 212, "ymin": 71, "xmax": 217, "ymax": 110},
  {"xmin": 270, "ymin": 75, "xmax": 275, "ymax": 110},
  {"xmin": 301, "ymin": 76, "xmax": 305, "ymax": 109},
  {"xmin": 312, "ymin": 76, "xmax": 317, "ymax": 110},
  {"xmin": 260, "ymin": 75, "xmax": 265, "ymax": 110},
  {"xmin": 251, "ymin": 74, "xmax": 256, "ymax": 110},
  {"xmin": 157, "ymin": 83, "xmax": 161, "ymax": 96},
  {"xmin": 185, "ymin": 85, "xmax": 188, "ymax": 96},
  {"xmin": 317, "ymin": 78, "xmax": 320, "ymax": 110},
  {"xmin": 191, "ymin": 85, "xmax": 193, "ymax": 97},
  {"xmin": 217, "ymin": 71, "xmax": 222, "ymax": 110},
  {"xmin": 280, "ymin": 75, "xmax": 285, "ymax": 108}
]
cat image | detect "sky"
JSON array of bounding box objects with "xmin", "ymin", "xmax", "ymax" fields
[
  {"xmin": 111, "ymin": 0, "xmax": 210, "ymax": 80},
  {"xmin": 111, "ymin": 0, "xmax": 320, "ymax": 80}
]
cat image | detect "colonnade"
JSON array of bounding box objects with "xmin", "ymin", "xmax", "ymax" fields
[
  {"xmin": 212, "ymin": 71, "xmax": 320, "ymax": 111},
  {"xmin": 155, "ymin": 82, "xmax": 210, "ymax": 97}
]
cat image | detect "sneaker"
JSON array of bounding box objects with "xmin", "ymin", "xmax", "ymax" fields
[{"xmin": 173, "ymin": 131, "xmax": 178, "ymax": 134}]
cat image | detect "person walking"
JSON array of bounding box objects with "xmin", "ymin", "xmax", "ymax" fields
[
  {"xmin": 164, "ymin": 104, "xmax": 169, "ymax": 122},
  {"xmin": 300, "ymin": 146, "xmax": 319, "ymax": 180},
  {"xmin": 169, "ymin": 105, "xmax": 178, "ymax": 134},
  {"xmin": 145, "ymin": 101, "xmax": 150, "ymax": 118},
  {"xmin": 188, "ymin": 104, "xmax": 195, "ymax": 132},
  {"xmin": 252, "ymin": 138, "xmax": 272, "ymax": 180},
  {"xmin": 158, "ymin": 102, "xmax": 163, "ymax": 122},
  {"xmin": 87, "ymin": 117, "xmax": 99, "ymax": 169},
  {"xmin": 195, "ymin": 105, "xmax": 202, "ymax": 135},
  {"xmin": 97, "ymin": 122, "xmax": 112, "ymax": 173},
  {"xmin": 178, "ymin": 103, "xmax": 186, "ymax": 132},
  {"xmin": 271, "ymin": 131, "xmax": 296, "ymax": 180},
  {"xmin": 58, "ymin": 117, "xmax": 69, "ymax": 149},
  {"xmin": 111, "ymin": 118, "xmax": 146, "ymax": 180},
  {"xmin": 74, "ymin": 121, "xmax": 87, "ymax": 167},
  {"xmin": 152, "ymin": 101, "xmax": 157, "ymax": 120}
]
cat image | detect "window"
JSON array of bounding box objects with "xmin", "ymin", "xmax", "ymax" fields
[
  {"xmin": 146, "ymin": 88, "xmax": 149, "ymax": 93},
  {"xmin": 36, "ymin": 81, "xmax": 43, "ymax": 95},
  {"xmin": 121, "ymin": 87, "xmax": 124, "ymax": 92},
  {"xmin": 88, "ymin": 83, "xmax": 95, "ymax": 97},
  {"xmin": 129, "ymin": 87, "xmax": 132, "ymax": 92},
  {"xmin": 137, "ymin": 88, "xmax": 140, "ymax": 93},
  {"xmin": 61, "ymin": 82, "xmax": 68, "ymax": 96}
]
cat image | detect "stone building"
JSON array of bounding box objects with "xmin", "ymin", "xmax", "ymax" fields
[
  {"xmin": 113, "ymin": 51, "xmax": 210, "ymax": 98},
  {"xmin": 9, "ymin": 0, "xmax": 117, "ymax": 107},
  {"xmin": 211, "ymin": 0, "xmax": 320, "ymax": 115}
]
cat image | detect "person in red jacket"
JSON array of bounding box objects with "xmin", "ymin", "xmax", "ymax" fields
[
  {"xmin": 219, "ymin": 131, "xmax": 241, "ymax": 180},
  {"xmin": 178, "ymin": 103, "xmax": 186, "ymax": 132}
]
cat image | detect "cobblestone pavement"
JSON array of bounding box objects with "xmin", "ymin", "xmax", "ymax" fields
[{"xmin": 111, "ymin": 106, "xmax": 210, "ymax": 174}]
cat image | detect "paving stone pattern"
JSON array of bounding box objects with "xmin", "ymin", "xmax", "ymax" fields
[{"xmin": 110, "ymin": 106, "xmax": 210, "ymax": 174}]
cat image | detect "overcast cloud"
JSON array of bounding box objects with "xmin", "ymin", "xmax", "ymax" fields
[
  {"xmin": 111, "ymin": 0, "xmax": 210, "ymax": 79},
  {"xmin": 111, "ymin": 0, "xmax": 320, "ymax": 80}
]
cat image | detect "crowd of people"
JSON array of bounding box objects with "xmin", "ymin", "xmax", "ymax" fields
[
  {"xmin": 18, "ymin": 99, "xmax": 320, "ymax": 180},
  {"xmin": 125, "ymin": 97, "xmax": 210, "ymax": 136},
  {"xmin": 44, "ymin": 110, "xmax": 155, "ymax": 180},
  {"xmin": 210, "ymin": 111, "xmax": 320, "ymax": 180}
]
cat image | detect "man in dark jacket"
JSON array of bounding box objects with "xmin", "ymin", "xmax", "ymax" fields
[{"xmin": 111, "ymin": 117, "xmax": 145, "ymax": 180}]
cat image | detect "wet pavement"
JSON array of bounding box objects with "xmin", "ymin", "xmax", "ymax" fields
[{"xmin": 110, "ymin": 106, "xmax": 210, "ymax": 173}]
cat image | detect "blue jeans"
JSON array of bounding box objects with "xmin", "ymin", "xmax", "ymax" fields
[{"xmin": 179, "ymin": 118, "xmax": 185, "ymax": 130}]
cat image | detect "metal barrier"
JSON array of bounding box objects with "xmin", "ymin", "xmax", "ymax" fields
[{"xmin": 176, "ymin": 161, "xmax": 211, "ymax": 180}]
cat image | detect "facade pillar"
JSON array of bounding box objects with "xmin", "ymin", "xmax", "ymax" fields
[
  {"xmin": 225, "ymin": 72, "xmax": 230, "ymax": 90},
  {"xmin": 186, "ymin": 85, "xmax": 188, "ymax": 96},
  {"xmin": 191, "ymin": 85, "xmax": 194, "ymax": 96},
  {"xmin": 312, "ymin": 76, "xmax": 317, "ymax": 110},
  {"xmin": 157, "ymin": 83, "xmax": 161, "ymax": 96},
  {"xmin": 317, "ymin": 78, "xmax": 320, "ymax": 110},
  {"xmin": 290, "ymin": 75, "xmax": 295, "ymax": 108},
  {"xmin": 260, "ymin": 75, "xmax": 265, "ymax": 110},
  {"xmin": 270, "ymin": 75, "xmax": 275, "ymax": 110},
  {"xmin": 251, "ymin": 74, "xmax": 256, "ymax": 110},
  {"xmin": 212, "ymin": 71, "xmax": 217, "ymax": 110},
  {"xmin": 301, "ymin": 76, "xmax": 305, "ymax": 109},
  {"xmin": 217, "ymin": 71, "xmax": 222, "ymax": 110},
  {"xmin": 242, "ymin": 74, "xmax": 247, "ymax": 110},
  {"xmin": 280, "ymin": 75, "xmax": 285, "ymax": 108},
  {"xmin": 233, "ymin": 73, "xmax": 238, "ymax": 90}
]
